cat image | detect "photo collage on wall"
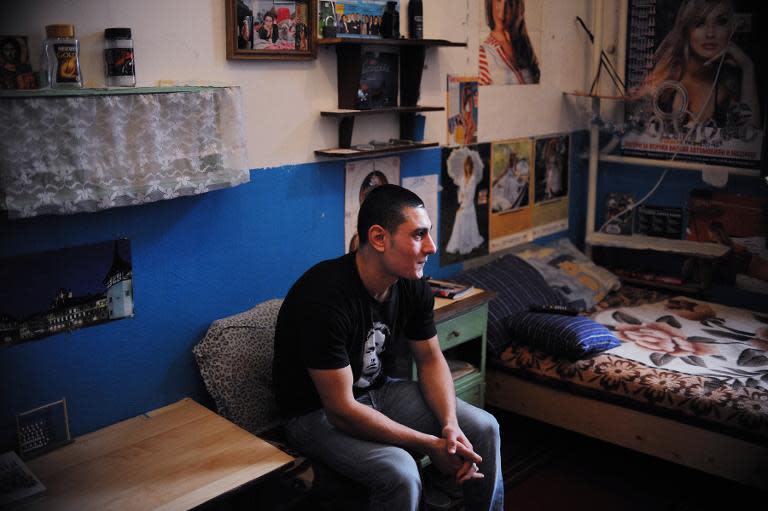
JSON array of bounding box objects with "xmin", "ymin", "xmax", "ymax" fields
[
  {"xmin": 319, "ymin": 0, "xmax": 397, "ymax": 39},
  {"xmin": 0, "ymin": 239, "xmax": 134, "ymax": 347},
  {"xmin": 236, "ymin": 0, "xmax": 310, "ymax": 51},
  {"xmin": 439, "ymin": 135, "xmax": 570, "ymax": 266},
  {"xmin": 622, "ymin": 0, "xmax": 766, "ymax": 168}
]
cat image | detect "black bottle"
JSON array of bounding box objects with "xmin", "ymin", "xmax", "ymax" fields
[
  {"xmin": 381, "ymin": 1, "xmax": 400, "ymax": 39},
  {"xmin": 408, "ymin": 0, "xmax": 423, "ymax": 39}
]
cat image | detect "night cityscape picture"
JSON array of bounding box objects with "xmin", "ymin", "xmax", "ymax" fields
[{"xmin": 0, "ymin": 239, "xmax": 134, "ymax": 347}]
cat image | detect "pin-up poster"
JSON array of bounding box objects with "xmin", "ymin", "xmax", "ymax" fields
[
  {"xmin": 489, "ymin": 138, "xmax": 534, "ymax": 252},
  {"xmin": 345, "ymin": 156, "xmax": 400, "ymax": 253},
  {"xmin": 439, "ymin": 145, "xmax": 490, "ymax": 266},
  {"xmin": 532, "ymin": 134, "xmax": 569, "ymax": 238},
  {"xmin": 622, "ymin": 0, "xmax": 766, "ymax": 168},
  {"xmin": 478, "ymin": 0, "xmax": 542, "ymax": 86},
  {"xmin": 447, "ymin": 75, "xmax": 479, "ymax": 146}
]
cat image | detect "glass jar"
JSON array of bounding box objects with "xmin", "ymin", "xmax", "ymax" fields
[
  {"xmin": 43, "ymin": 24, "xmax": 83, "ymax": 88},
  {"xmin": 104, "ymin": 27, "xmax": 136, "ymax": 87}
]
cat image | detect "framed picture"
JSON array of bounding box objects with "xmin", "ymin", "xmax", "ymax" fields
[
  {"xmin": 226, "ymin": 0, "xmax": 316, "ymax": 60},
  {"xmin": 0, "ymin": 35, "xmax": 37, "ymax": 89},
  {"xmin": 323, "ymin": 0, "xmax": 397, "ymax": 40}
]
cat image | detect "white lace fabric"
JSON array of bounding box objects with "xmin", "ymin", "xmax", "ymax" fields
[{"xmin": 0, "ymin": 87, "xmax": 250, "ymax": 219}]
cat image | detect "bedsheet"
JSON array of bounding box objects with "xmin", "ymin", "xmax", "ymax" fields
[{"xmin": 493, "ymin": 288, "xmax": 768, "ymax": 444}]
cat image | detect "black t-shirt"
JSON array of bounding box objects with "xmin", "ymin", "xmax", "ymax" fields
[{"xmin": 273, "ymin": 252, "xmax": 436, "ymax": 418}]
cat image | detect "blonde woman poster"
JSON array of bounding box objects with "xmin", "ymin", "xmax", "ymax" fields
[
  {"xmin": 439, "ymin": 145, "xmax": 490, "ymax": 266},
  {"xmin": 478, "ymin": 0, "xmax": 542, "ymax": 86},
  {"xmin": 623, "ymin": 0, "xmax": 765, "ymax": 168}
]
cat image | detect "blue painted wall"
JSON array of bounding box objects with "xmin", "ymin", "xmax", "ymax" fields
[
  {"xmin": 0, "ymin": 148, "xmax": 462, "ymax": 450},
  {"xmin": 4, "ymin": 131, "xmax": 763, "ymax": 451}
]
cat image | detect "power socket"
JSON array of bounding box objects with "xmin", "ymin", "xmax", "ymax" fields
[{"xmin": 16, "ymin": 398, "xmax": 71, "ymax": 459}]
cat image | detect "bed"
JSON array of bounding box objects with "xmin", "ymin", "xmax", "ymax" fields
[{"xmin": 452, "ymin": 242, "xmax": 768, "ymax": 490}]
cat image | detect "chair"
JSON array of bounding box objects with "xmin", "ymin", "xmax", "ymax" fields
[{"xmin": 193, "ymin": 299, "xmax": 368, "ymax": 510}]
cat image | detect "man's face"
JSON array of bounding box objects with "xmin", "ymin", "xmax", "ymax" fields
[
  {"xmin": 383, "ymin": 206, "xmax": 436, "ymax": 280},
  {"xmin": 2, "ymin": 42, "xmax": 17, "ymax": 63}
]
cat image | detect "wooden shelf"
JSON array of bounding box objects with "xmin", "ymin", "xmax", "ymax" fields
[
  {"xmin": 316, "ymin": 36, "xmax": 462, "ymax": 156},
  {"xmin": 315, "ymin": 141, "xmax": 438, "ymax": 158},
  {"xmin": 598, "ymin": 154, "xmax": 760, "ymax": 177},
  {"xmin": 319, "ymin": 37, "xmax": 466, "ymax": 48},
  {"xmin": 0, "ymin": 85, "xmax": 229, "ymax": 98},
  {"xmin": 618, "ymin": 276, "xmax": 706, "ymax": 294},
  {"xmin": 586, "ymin": 232, "xmax": 729, "ymax": 258},
  {"xmin": 320, "ymin": 106, "xmax": 444, "ymax": 117},
  {"xmin": 564, "ymin": 90, "xmax": 628, "ymax": 100}
]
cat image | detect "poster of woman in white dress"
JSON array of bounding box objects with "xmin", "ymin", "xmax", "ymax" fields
[{"xmin": 440, "ymin": 145, "xmax": 490, "ymax": 266}]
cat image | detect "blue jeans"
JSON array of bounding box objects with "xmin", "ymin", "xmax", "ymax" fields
[{"xmin": 284, "ymin": 378, "xmax": 504, "ymax": 511}]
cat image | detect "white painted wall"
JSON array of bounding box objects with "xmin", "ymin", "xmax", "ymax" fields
[{"xmin": 2, "ymin": 0, "xmax": 603, "ymax": 169}]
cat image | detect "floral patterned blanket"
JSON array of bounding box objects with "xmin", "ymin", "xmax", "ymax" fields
[
  {"xmin": 596, "ymin": 297, "xmax": 768, "ymax": 392},
  {"xmin": 495, "ymin": 293, "xmax": 768, "ymax": 443}
]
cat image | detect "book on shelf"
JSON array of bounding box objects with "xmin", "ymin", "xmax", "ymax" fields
[
  {"xmin": 356, "ymin": 51, "xmax": 398, "ymax": 110},
  {"xmin": 0, "ymin": 451, "xmax": 46, "ymax": 509},
  {"xmin": 427, "ymin": 278, "xmax": 474, "ymax": 300},
  {"xmin": 446, "ymin": 359, "xmax": 478, "ymax": 381}
]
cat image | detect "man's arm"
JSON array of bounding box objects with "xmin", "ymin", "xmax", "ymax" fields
[
  {"xmin": 308, "ymin": 364, "xmax": 481, "ymax": 476},
  {"xmin": 409, "ymin": 336, "xmax": 458, "ymax": 430},
  {"xmin": 410, "ymin": 336, "xmax": 484, "ymax": 483}
]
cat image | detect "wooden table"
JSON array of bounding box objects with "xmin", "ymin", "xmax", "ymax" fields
[{"xmin": 24, "ymin": 398, "xmax": 294, "ymax": 511}]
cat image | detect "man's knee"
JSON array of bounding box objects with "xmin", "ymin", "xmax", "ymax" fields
[
  {"xmin": 459, "ymin": 402, "xmax": 501, "ymax": 442},
  {"xmin": 375, "ymin": 448, "xmax": 422, "ymax": 495}
]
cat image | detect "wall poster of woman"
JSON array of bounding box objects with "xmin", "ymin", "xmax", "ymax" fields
[
  {"xmin": 344, "ymin": 156, "xmax": 400, "ymax": 253},
  {"xmin": 439, "ymin": 145, "xmax": 490, "ymax": 266},
  {"xmin": 446, "ymin": 76, "xmax": 479, "ymax": 146},
  {"xmin": 622, "ymin": 0, "xmax": 766, "ymax": 168},
  {"xmin": 488, "ymin": 139, "xmax": 537, "ymax": 252},
  {"xmin": 534, "ymin": 134, "xmax": 569, "ymax": 203},
  {"xmin": 478, "ymin": 0, "xmax": 542, "ymax": 86}
]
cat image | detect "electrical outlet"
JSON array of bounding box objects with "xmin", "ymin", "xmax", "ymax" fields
[{"xmin": 16, "ymin": 398, "xmax": 71, "ymax": 459}]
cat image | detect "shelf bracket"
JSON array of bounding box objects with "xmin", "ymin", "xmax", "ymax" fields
[{"xmin": 338, "ymin": 115, "xmax": 355, "ymax": 149}]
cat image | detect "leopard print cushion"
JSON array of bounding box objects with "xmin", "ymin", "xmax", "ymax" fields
[{"xmin": 193, "ymin": 298, "xmax": 284, "ymax": 435}]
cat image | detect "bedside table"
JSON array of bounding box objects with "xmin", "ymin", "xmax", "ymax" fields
[{"xmin": 412, "ymin": 288, "xmax": 496, "ymax": 408}]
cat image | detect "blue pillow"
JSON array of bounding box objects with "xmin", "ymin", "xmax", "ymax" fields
[
  {"xmin": 451, "ymin": 254, "xmax": 564, "ymax": 360},
  {"xmin": 505, "ymin": 312, "xmax": 620, "ymax": 360}
]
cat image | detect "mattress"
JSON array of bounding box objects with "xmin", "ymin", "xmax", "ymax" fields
[{"xmin": 492, "ymin": 287, "xmax": 768, "ymax": 445}]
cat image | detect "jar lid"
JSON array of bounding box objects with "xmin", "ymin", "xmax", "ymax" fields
[
  {"xmin": 105, "ymin": 27, "xmax": 132, "ymax": 39},
  {"xmin": 46, "ymin": 24, "xmax": 75, "ymax": 38}
]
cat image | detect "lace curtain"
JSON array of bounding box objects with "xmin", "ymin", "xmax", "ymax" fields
[{"xmin": 0, "ymin": 86, "xmax": 250, "ymax": 219}]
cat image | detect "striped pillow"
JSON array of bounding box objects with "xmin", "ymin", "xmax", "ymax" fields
[
  {"xmin": 505, "ymin": 312, "xmax": 620, "ymax": 360},
  {"xmin": 451, "ymin": 255, "xmax": 564, "ymax": 360}
]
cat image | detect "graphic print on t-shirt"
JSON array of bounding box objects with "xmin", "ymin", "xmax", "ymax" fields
[{"xmin": 355, "ymin": 321, "xmax": 390, "ymax": 389}]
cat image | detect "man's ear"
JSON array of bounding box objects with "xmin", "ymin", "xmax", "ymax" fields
[{"xmin": 367, "ymin": 225, "xmax": 388, "ymax": 252}]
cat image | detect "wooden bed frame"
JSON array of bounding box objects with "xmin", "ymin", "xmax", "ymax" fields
[{"xmin": 486, "ymin": 368, "xmax": 768, "ymax": 490}]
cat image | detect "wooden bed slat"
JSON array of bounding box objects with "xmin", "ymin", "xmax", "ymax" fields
[{"xmin": 487, "ymin": 369, "xmax": 768, "ymax": 490}]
